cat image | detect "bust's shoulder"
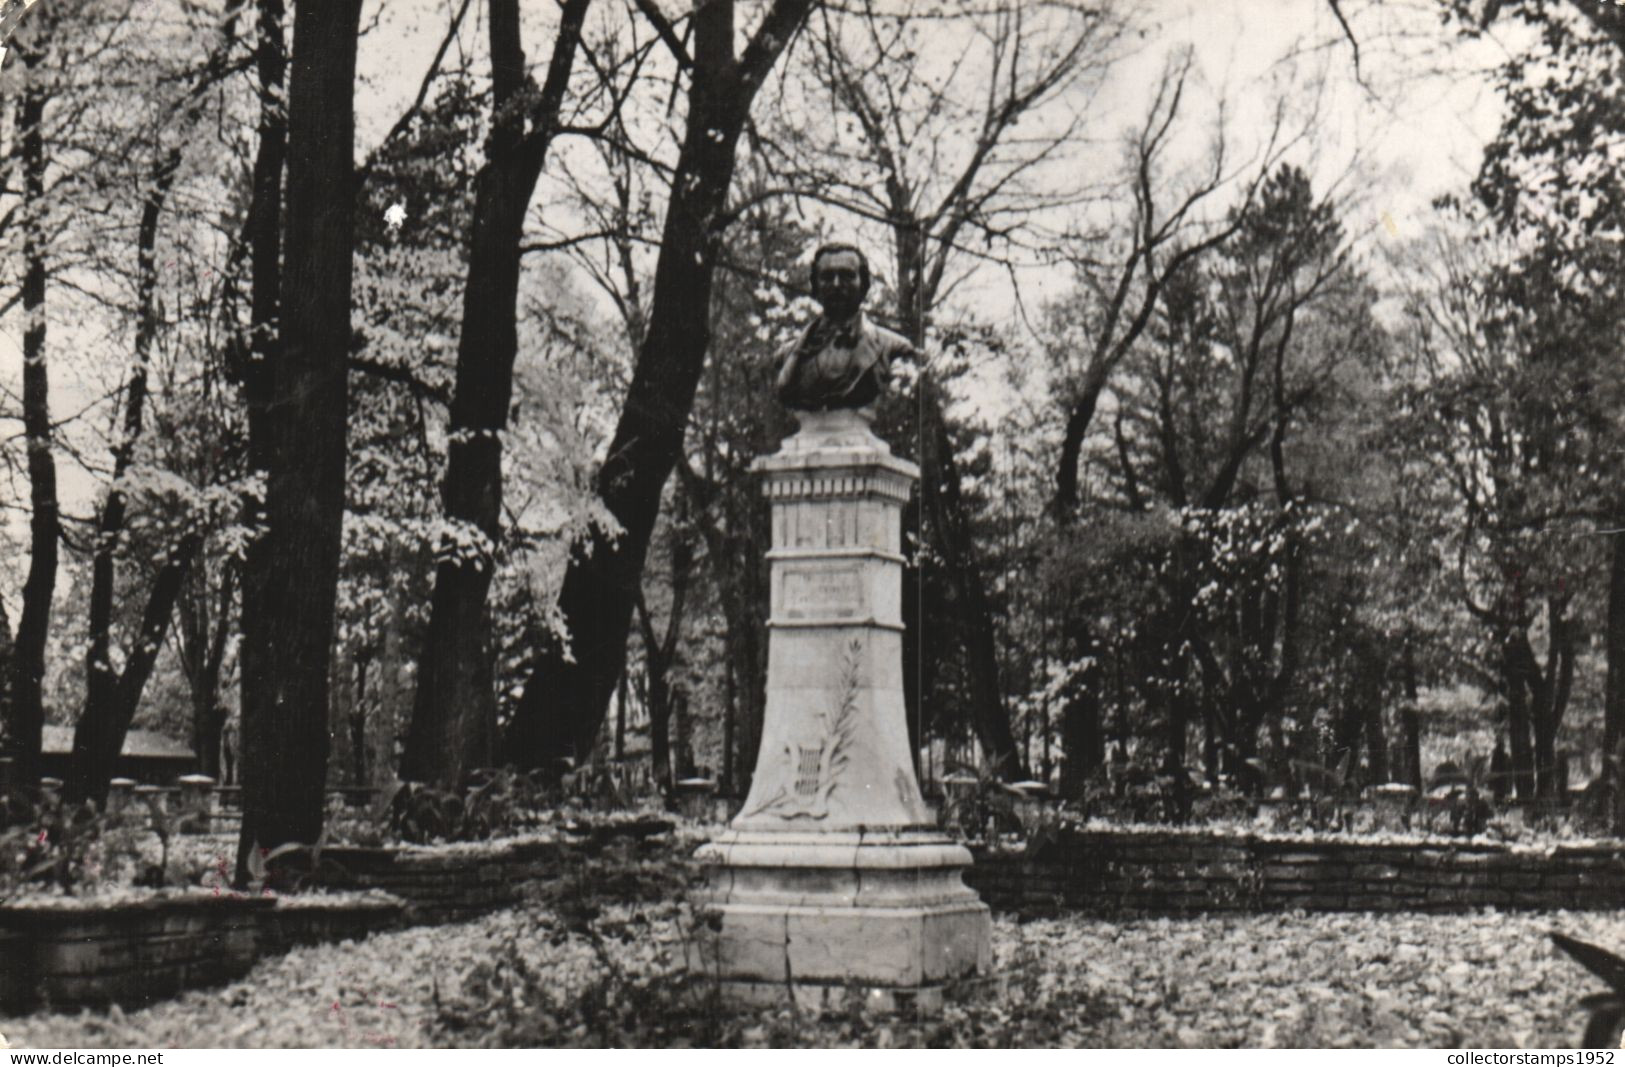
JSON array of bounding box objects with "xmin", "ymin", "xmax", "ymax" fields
[
  {"xmin": 863, "ymin": 320, "xmax": 915, "ymax": 356},
  {"xmin": 777, "ymin": 319, "xmax": 816, "ymax": 360}
]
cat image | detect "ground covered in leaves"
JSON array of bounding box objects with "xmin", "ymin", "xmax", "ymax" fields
[{"xmin": 0, "ymin": 834, "xmax": 1617, "ymax": 1048}]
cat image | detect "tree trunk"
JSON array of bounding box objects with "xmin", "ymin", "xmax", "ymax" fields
[
  {"xmin": 1534, "ymin": 720, "xmax": 1558, "ymax": 802},
  {"xmin": 6, "ymin": 36, "xmax": 56, "ymax": 791},
  {"xmin": 1268, "ymin": 713, "xmax": 1292, "ymax": 797},
  {"xmin": 614, "ymin": 669, "xmax": 628, "ymax": 762},
  {"xmin": 917, "ymin": 381, "xmax": 1024, "ymax": 778},
  {"xmin": 68, "ymin": 156, "xmax": 177, "ymax": 808},
  {"xmin": 372, "ymin": 598, "xmax": 411, "ymax": 788},
  {"xmin": 1606, "ymin": 528, "xmax": 1625, "ymax": 829},
  {"xmin": 350, "ymin": 649, "xmax": 371, "ymax": 787},
  {"xmin": 238, "ymin": 0, "xmax": 363, "ymax": 878},
  {"xmin": 67, "ymin": 537, "xmax": 202, "ymax": 807},
  {"xmin": 403, "ymin": 0, "xmax": 592, "ymax": 789},
  {"xmin": 1200, "ymin": 696, "xmax": 1219, "ymax": 783},
  {"xmin": 693, "ymin": 494, "xmax": 766, "ymax": 790},
  {"xmin": 648, "ymin": 668, "xmax": 671, "ymax": 796},
  {"xmin": 1060, "ymin": 683, "xmax": 1107, "ymax": 793},
  {"xmin": 1401, "ymin": 638, "xmax": 1423, "ymax": 791},
  {"xmin": 731, "ymin": 587, "xmax": 766, "ymax": 793},
  {"xmin": 722, "ymin": 648, "xmax": 736, "ymax": 792},
  {"xmin": 886, "ymin": 215, "xmax": 1021, "ymax": 780},
  {"xmin": 245, "ymin": 0, "xmax": 285, "ymax": 424},
  {"xmin": 1502, "ymin": 632, "xmax": 1536, "ymax": 800},
  {"xmin": 1165, "ymin": 685, "xmax": 1195, "ymax": 822},
  {"xmin": 179, "ymin": 564, "xmax": 234, "ymax": 783},
  {"xmin": 1533, "ymin": 601, "xmax": 1575, "ymax": 801},
  {"xmin": 1054, "ymin": 366, "xmax": 1115, "ymax": 517},
  {"xmin": 1163, "ymin": 677, "xmax": 1191, "ymax": 777},
  {"xmin": 901, "ymin": 514, "xmax": 926, "ymax": 754},
  {"xmin": 0, "ymin": 599, "xmax": 15, "ymax": 780},
  {"xmin": 637, "ymin": 508, "xmax": 692, "ymax": 797},
  {"xmin": 505, "ymin": 0, "xmax": 815, "ymax": 770},
  {"xmin": 1331, "ymin": 701, "xmax": 1360, "ymax": 781},
  {"xmin": 194, "ymin": 698, "xmax": 228, "ymax": 782},
  {"xmin": 229, "ymin": 0, "xmax": 283, "ymax": 804},
  {"xmin": 1057, "ymin": 620, "xmax": 1105, "ymax": 797},
  {"xmin": 1363, "ymin": 694, "xmax": 1387, "ymax": 784},
  {"xmin": 673, "ymin": 685, "xmax": 693, "ymax": 779},
  {"xmin": 678, "ymin": 393, "xmax": 769, "ymax": 789}
]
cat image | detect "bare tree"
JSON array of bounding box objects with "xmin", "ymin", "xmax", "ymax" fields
[
  {"xmin": 505, "ymin": 0, "xmax": 818, "ymax": 771},
  {"xmin": 67, "ymin": 3, "xmax": 249, "ymax": 808},
  {"xmin": 4, "ymin": 13, "xmax": 57, "ymax": 791},
  {"xmin": 1052, "ymin": 49, "xmax": 1291, "ymax": 516},
  {"xmin": 1391, "ymin": 229, "xmax": 1612, "ymax": 800},
  {"xmin": 401, "ymin": 0, "xmax": 594, "ymax": 789}
]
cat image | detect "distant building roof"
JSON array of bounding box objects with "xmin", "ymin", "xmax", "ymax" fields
[{"xmin": 41, "ymin": 725, "xmax": 194, "ymax": 761}]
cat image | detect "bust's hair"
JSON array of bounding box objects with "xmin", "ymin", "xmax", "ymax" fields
[{"xmin": 811, "ymin": 242, "xmax": 871, "ymax": 295}]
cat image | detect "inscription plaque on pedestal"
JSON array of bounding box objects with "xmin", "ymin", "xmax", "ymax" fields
[{"xmin": 782, "ymin": 566, "xmax": 863, "ymax": 619}]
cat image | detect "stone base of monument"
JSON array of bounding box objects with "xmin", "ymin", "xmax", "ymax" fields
[
  {"xmin": 688, "ymin": 829, "xmax": 992, "ymax": 1007},
  {"xmin": 687, "ymin": 409, "xmax": 993, "ymax": 1011}
]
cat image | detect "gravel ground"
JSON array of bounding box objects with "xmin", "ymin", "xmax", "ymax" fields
[{"xmin": 1, "ymin": 901, "xmax": 1617, "ymax": 1048}]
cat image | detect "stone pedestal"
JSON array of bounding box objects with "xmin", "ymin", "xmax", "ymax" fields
[
  {"xmin": 106, "ymin": 778, "xmax": 136, "ymax": 818},
  {"xmin": 690, "ymin": 409, "xmax": 992, "ymax": 1010},
  {"xmin": 177, "ymin": 774, "xmax": 216, "ymax": 833}
]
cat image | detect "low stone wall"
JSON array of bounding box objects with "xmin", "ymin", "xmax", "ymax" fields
[
  {"xmin": 0, "ymin": 894, "xmax": 403, "ymax": 1011},
  {"xmin": 965, "ymin": 829, "xmax": 1625, "ymax": 916},
  {"xmin": 268, "ymin": 897, "xmax": 409, "ymax": 948},
  {"xmin": 0, "ymin": 827, "xmax": 669, "ymax": 1013},
  {"xmin": 294, "ymin": 838, "xmax": 567, "ymax": 923}
]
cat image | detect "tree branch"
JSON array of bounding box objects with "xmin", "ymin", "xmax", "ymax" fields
[{"xmin": 631, "ymin": 0, "xmax": 691, "ymax": 70}]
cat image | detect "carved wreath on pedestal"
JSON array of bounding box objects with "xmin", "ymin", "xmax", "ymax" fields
[{"xmin": 742, "ymin": 638, "xmax": 863, "ymax": 820}]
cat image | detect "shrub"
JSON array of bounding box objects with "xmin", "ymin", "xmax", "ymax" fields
[
  {"xmin": 386, "ymin": 767, "xmax": 553, "ymax": 845},
  {"xmin": 0, "ymin": 791, "xmax": 168, "ymax": 899}
]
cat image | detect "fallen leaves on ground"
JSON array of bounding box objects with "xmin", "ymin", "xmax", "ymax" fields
[
  {"xmin": 2, "ymin": 834, "xmax": 1619, "ymax": 1048},
  {"xmin": 2, "ymin": 904, "xmax": 1618, "ymax": 1048}
]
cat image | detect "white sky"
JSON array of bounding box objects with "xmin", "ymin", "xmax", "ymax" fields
[{"xmin": 352, "ymin": 0, "xmax": 1508, "ymax": 264}]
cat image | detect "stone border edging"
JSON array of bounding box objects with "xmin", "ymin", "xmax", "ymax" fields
[
  {"xmin": 966, "ymin": 828, "xmax": 1625, "ymax": 916},
  {"xmin": 0, "ymin": 894, "xmax": 402, "ymax": 1011},
  {"xmin": 0, "ymin": 825, "xmax": 674, "ymax": 1013},
  {"xmin": 292, "ymin": 838, "xmax": 565, "ymax": 922}
]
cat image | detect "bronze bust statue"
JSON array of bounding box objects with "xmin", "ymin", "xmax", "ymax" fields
[{"xmin": 775, "ymin": 243, "xmax": 914, "ymax": 411}]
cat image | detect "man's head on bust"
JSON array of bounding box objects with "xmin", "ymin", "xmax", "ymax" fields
[
  {"xmin": 775, "ymin": 241, "xmax": 909, "ymax": 412},
  {"xmin": 810, "ymin": 243, "xmax": 870, "ymax": 323}
]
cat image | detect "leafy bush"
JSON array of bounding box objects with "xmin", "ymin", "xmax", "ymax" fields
[
  {"xmin": 434, "ymin": 902, "xmax": 731, "ymax": 1047},
  {"xmin": 0, "ymin": 814, "xmax": 62, "ymax": 902},
  {"xmin": 0, "ymin": 789, "xmax": 180, "ymax": 899},
  {"xmin": 386, "ymin": 767, "xmax": 553, "ymax": 845}
]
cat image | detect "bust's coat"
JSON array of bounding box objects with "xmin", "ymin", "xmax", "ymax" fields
[{"xmin": 775, "ymin": 313, "xmax": 915, "ymax": 411}]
